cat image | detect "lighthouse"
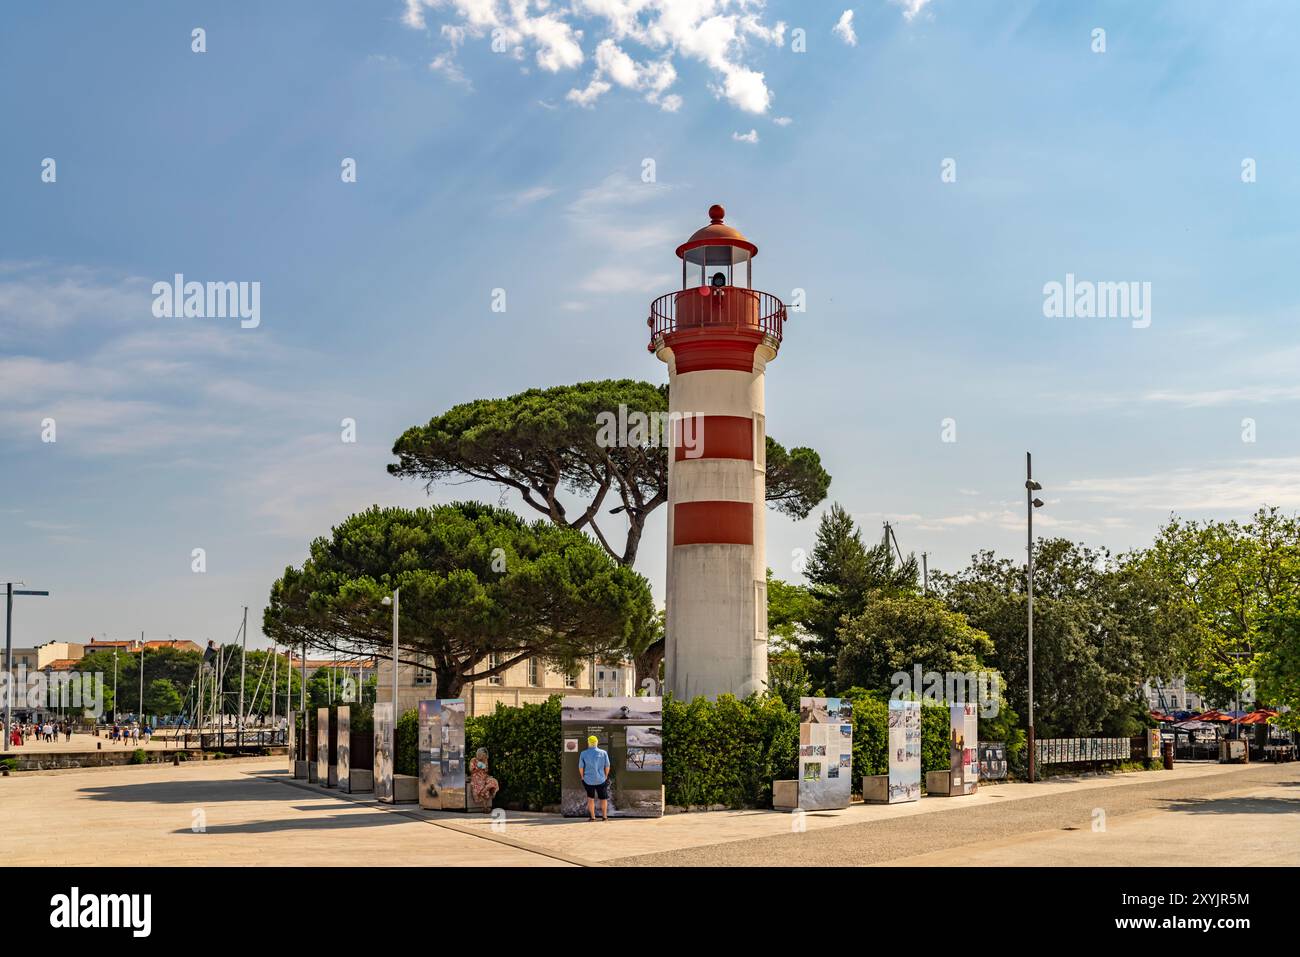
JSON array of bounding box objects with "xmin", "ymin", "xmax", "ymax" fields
[{"xmin": 648, "ymin": 205, "xmax": 786, "ymax": 701}]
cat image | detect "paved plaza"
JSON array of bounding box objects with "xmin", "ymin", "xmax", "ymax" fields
[
  {"xmin": 3, "ymin": 730, "xmax": 213, "ymax": 754},
  {"xmin": 2, "ymin": 757, "xmax": 1296, "ymax": 866}
]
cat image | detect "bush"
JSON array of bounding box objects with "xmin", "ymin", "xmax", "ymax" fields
[
  {"xmin": 130, "ymin": 748, "xmax": 148, "ymax": 764},
  {"xmin": 389, "ymin": 691, "xmax": 998, "ymax": 809},
  {"xmin": 846, "ymin": 692, "xmax": 888, "ymax": 779},
  {"xmin": 465, "ymin": 697, "xmax": 562, "ymax": 810},
  {"xmin": 841, "ymin": 691, "xmax": 956, "ymax": 784},
  {"xmin": 395, "ymin": 708, "xmax": 419, "ymax": 778},
  {"xmin": 662, "ymin": 694, "xmax": 797, "ymax": 807}
]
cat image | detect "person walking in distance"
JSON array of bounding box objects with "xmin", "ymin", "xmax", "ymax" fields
[{"xmin": 578, "ymin": 734, "xmax": 611, "ymax": 822}]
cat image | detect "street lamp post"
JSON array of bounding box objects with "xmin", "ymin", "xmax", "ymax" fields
[
  {"xmin": 138, "ymin": 631, "xmax": 145, "ymax": 727},
  {"xmin": 382, "ymin": 589, "xmax": 399, "ymax": 717},
  {"xmin": 1025, "ymin": 453, "xmax": 1045, "ymax": 783},
  {"xmin": 4, "ymin": 582, "xmax": 50, "ymax": 752}
]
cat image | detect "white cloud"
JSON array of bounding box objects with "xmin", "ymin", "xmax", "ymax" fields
[
  {"xmin": 430, "ymin": 52, "xmax": 472, "ymax": 88},
  {"xmin": 772, "ymin": 115, "xmax": 792, "ymax": 126},
  {"xmin": 1062, "ymin": 459, "xmax": 1300, "ymax": 513},
  {"xmin": 891, "ymin": 0, "xmax": 933, "ymax": 21},
  {"xmin": 500, "ymin": 185, "xmax": 558, "ymax": 209},
  {"xmin": 833, "ymin": 10, "xmax": 857, "ymax": 47},
  {"xmin": 1141, "ymin": 385, "xmax": 1300, "ymax": 408},
  {"xmin": 577, "ymin": 264, "xmax": 674, "ymax": 295},
  {"xmin": 567, "ymin": 39, "xmax": 680, "ymax": 111},
  {"xmin": 732, "ymin": 128, "xmax": 759, "ymax": 144},
  {"xmin": 404, "ymin": 0, "xmax": 786, "ymax": 114},
  {"xmin": 566, "ymin": 171, "xmax": 676, "ymax": 250}
]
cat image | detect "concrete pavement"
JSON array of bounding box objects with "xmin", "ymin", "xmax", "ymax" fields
[
  {"xmin": 3, "ymin": 757, "xmax": 1296, "ymax": 866},
  {"xmin": 0, "ymin": 757, "xmax": 564, "ymax": 866}
]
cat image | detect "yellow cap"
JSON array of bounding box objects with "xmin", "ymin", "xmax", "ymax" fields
[{"xmin": 587, "ymin": 735, "xmax": 598, "ymax": 746}]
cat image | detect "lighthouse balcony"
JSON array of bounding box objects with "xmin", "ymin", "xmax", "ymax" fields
[{"xmin": 647, "ymin": 286, "xmax": 786, "ymax": 353}]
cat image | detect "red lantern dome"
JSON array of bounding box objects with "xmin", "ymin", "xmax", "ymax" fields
[{"xmin": 648, "ymin": 204, "xmax": 785, "ymax": 363}]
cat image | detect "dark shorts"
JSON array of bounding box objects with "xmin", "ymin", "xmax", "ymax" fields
[{"xmin": 583, "ymin": 781, "xmax": 609, "ymax": 800}]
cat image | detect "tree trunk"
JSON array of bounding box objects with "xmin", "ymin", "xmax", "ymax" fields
[
  {"xmin": 634, "ymin": 639, "xmax": 665, "ymax": 693},
  {"xmin": 437, "ymin": 670, "xmax": 463, "ymax": 699}
]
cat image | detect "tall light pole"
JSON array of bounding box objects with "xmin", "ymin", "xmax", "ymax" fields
[
  {"xmin": 5, "ymin": 583, "xmax": 50, "ymax": 752},
  {"xmin": 1025, "ymin": 452, "xmax": 1044, "ymax": 783},
  {"xmin": 138, "ymin": 631, "xmax": 145, "ymax": 725},
  {"xmin": 238, "ymin": 606, "xmax": 248, "ymax": 746},
  {"xmin": 382, "ymin": 589, "xmax": 399, "ymax": 717},
  {"xmin": 112, "ymin": 649, "xmax": 118, "ymax": 723},
  {"xmin": 271, "ymin": 641, "xmax": 277, "ymax": 737}
]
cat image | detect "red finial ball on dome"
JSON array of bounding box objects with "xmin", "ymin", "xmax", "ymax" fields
[{"xmin": 708, "ymin": 204, "xmax": 725, "ymax": 223}]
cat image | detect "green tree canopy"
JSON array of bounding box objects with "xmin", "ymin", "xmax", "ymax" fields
[
  {"xmin": 143, "ymin": 678, "xmax": 184, "ymax": 716},
  {"xmin": 765, "ymin": 567, "xmax": 818, "ymax": 655},
  {"xmin": 796, "ymin": 504, "xmax": 919, "ymax": 687},
  {"xmin": 1142, "ymin": 507, "xmax": 1300, "ymax": 705},
  {"xmin": 387, "ymin": 379, "xmax": 831, "ymax": 568},
  {"xmin": 78, "ymin": 646, "xmax": 201, "ymax": 718},
  {"xmin": 835, "ymin": 593, "xmax": 993, "ymax": 692},
  {"xmin": 936, "ymin": 539, "xmax": 1191, "ymax": 736},
  {"xmin": 1258, "ymin": 592, "xmax": 1300, "ymax": 731},
  {"xmin": 263, "ymin": 502, "xmax": 657, "ymax": 698}
]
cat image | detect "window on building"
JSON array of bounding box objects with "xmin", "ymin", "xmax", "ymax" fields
[
  {"xmin": 527, "ymin": 657, "xmax": 539, "ymax": 686},
  {"xmin": 564, "ymin": 669, "xmax": 577, "ymax": 689},
  {"xmin": 414, "ymin": 666, "xmax": 433, "ymax": 686},
  {"xmin": 488, "ymin": 653, "xmax": 503, "ymax": 686}
]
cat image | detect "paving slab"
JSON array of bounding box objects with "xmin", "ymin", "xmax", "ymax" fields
[{"xmin": 0, "ymin": 756, "xmax": 564, "ymax": 866}]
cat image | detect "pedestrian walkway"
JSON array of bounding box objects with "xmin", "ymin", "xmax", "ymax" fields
[
  {"xmin": 0, "ymin": 757, "xmax": 562, "ymax": 866},
  {"xmin": 3, "ymin": 757, "xmax": 1294, "ymax": 867},
  {"xmin": 438, "ymin": 761, "xmax": 1281, "ymax": 862}
]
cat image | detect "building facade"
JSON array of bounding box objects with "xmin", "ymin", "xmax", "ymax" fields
[
  {"xmin": 376, "ymin": 655, "xmax": 634, "ymax": 718},
  {"xmin": 1143, "ymin": 676, "xmax": 1207, "ymax": 713}
]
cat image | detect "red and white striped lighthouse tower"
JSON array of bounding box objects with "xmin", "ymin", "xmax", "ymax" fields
[{"xmin": 648, "ymin": 205, "xmax": 786, "ymax": 701}]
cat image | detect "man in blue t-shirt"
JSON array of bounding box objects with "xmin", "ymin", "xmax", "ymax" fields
[{"xmin": 578, "ymin": 734, "xmax": 611, "ymax": 822}]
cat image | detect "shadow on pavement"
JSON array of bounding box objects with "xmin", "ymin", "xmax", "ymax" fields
[
  {"xmin": 169, "ymin": 812, "xmax": 412, "ymax": 836},
  {"xmin": 77, "ymin": 773, "xmax": 342, "ymax": 805},
  {"xmin": 1162, "ymin": 795, "xmax": 1300, "ymax": 815}
]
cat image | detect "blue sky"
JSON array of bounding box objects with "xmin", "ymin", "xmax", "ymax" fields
[{"xmin": 3, "ymin": 1, "xmax": 1299, "ymax": 650}]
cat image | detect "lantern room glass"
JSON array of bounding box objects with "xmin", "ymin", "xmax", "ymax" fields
[{"xmin": 682, "ymin": 245, "xmax": 751, "ymax": 290}]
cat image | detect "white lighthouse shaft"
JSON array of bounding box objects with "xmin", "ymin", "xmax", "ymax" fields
[{"xmin": 665, "ymin": 357, "xmax": 769, "ymax": 701}]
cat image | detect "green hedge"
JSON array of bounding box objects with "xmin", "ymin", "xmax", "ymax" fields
[
  {"xmin": 395, "ymin": 707, "xmax": 418, "ymax": 778},
  {"xmin": 845, "ymin": 693, "xmax": 967, "ymax": 783},
  {"xmin": 389, "ymin": 694, "xmax": 994, "ymax": 809},
  {"xmin": 465, "ymin": 697, "xmax": 561, "ymax": 810},
  {"xmin": 662, "ymin": 694, "xmax": 798, "ymax": 808}
]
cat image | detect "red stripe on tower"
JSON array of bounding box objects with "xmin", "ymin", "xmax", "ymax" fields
[
  {"xmin": 673, "ymin": 414, "xmax": 754, "ymax": 461},
  {"xmin": 673, "ymin": 501, "xmax": 754, "ymax": 546}
]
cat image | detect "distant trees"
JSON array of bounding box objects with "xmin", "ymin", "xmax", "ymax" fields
[
  {"xmin": 77, "ymin": 646, "xmax": 201, "ymax": 718},
  {"xmin": 936, "ymin": 540, "xmax": 1193, "ymax": 737},
  {"xmin": 1259, "ymin": 593, "xmax": 1300, "ymax": 731},
  {"xmin": 771, "ymin": 503, "xmax": 920, "ymax": 689},
  {"xmin": 1141, "ymin": 508, "xmax": 1300, "ymax": 707},
  {"xmin": 143, "ymin": 678, "xmax": 183, "ymax": 716},
  {"xmin": 763, "ymin": 503, "xmax": 1288, "ymax": 739},
  {"xmin": 836, "ymin": 594, "xmax": 993, "ymax": 692}
]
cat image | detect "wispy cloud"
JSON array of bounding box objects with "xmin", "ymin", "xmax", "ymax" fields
[
  {"xmin": 1062, "ymin": 458, "xmax": 1300, "ymax": 513},
  {"xmin": 891, "ymin": 0, "xmax": 935, "ymax": 21},
  {"xmin": 0, "ymin": 264, "xmax": 339, "ymax": 458},
  {"xmin": 833, "ymin": 11, "xmax": 858, "ymax": 47}
]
